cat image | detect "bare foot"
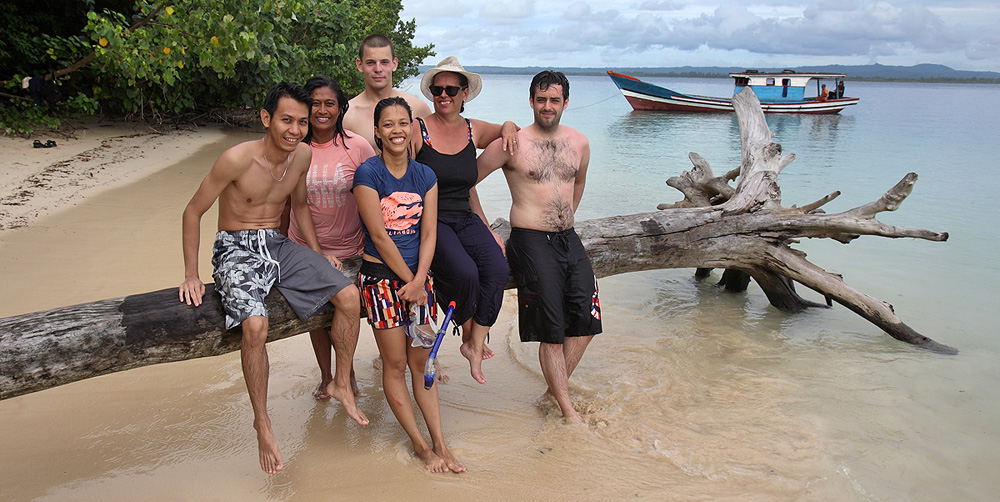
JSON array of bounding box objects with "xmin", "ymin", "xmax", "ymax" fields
[
  {"xmin": 315, "ymin": 369, "xmax": 356, "ymax": 399},
  {"xmin": 435, "ymin": 445, "xmax": 466, "ymax": 473},
  {"xmin": 482, "ymin": 345, "xmax": 495, "ymax": 360},
  {"xmin": 415, "ymin": 446, "xmax": 449, "ymax": 473},
  {"xmin": 563, "ymin": 410, "xmax": 585, "ymax": 424},
  {"xmin": 313, "ymin": 380, "xmax": 332, "ymax": 400},
  {"xmin": 460, "ymin": 342, "xmax": 487, "ymax": 384},
  {"xmin": 256, "ymin": 424, "xmax": 284, "ymax": 474},
  {"xmin": 540, "ymin": 390, "xmax": 584, "ymax": 424},
  {"xmin": 326, "ymin": 381, "xmax": 369, "ymax": 425},
  {"xmin": 434, "ymin": 359, "xmax": 449, "ymax": 384}
]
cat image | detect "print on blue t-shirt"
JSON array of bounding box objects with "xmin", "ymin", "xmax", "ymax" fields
[{"xmin": 353, "ymin": 156, "xmax": 437, "ymax": 271}]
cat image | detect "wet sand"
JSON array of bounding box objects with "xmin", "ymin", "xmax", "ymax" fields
[
  {"xmin": 0, "ymin": 127, "xmax": 637, "ymax": 500},
  {"xmin": 0, "ymin": 126, "xmax": 913, "ymax": 500}
]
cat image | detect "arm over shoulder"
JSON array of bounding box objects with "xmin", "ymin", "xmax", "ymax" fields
[{"xmin": 476, "ymin": 136, "xmax": 512, "ymax": 184}]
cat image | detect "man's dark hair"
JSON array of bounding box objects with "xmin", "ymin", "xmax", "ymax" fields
[
  {"xmin": 262, "ymin": 82, "xmax": 312, "ymax": 118},
  {"xmin": 529, "ymin": 70, "xmax": 570, "ymax": 100},
  {"xmin": 372, "ymin": 96, "xmax": 412, "ymax": 152},
  {"xmin": 359, "ymin": 34, "xmax": 395, "ymax": 60},
  {"xmin": 303, "ymin": 77, "xmax": 351, "ymax": 145}
]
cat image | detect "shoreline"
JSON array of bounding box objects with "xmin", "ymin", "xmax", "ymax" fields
[{"xmin": 0, "ymin": 120, "xmax": 228, "ymax": 231}]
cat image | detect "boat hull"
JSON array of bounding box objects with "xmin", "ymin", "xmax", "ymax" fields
[{"xmin": 609, "ymin": 71, "xmax": 859, "ymax": 114}]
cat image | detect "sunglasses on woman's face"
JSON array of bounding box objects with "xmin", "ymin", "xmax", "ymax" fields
[{"xmin": 429, "ymin": 85, "xmax": 467, "ymax": 97}]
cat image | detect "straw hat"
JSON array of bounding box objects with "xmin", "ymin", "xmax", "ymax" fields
[{"xmin": 420, "ymin": 56, "xmax": 483, "ymax": 102}]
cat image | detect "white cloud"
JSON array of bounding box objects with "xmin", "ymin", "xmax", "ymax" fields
[
  {"xmin": 565, "ymin": 2, "xmax": 592, "ymax": 20},
  {"xmin": 637, "ymin": 0, "xmax": 684, "ymax": 11},
  {"xmin": 404, "ymin": 1, "xmax": 1000, "ymax": 71},
  {"xmin": 480, "ymin": 0, "xmax": 536, "ymax": 22}
]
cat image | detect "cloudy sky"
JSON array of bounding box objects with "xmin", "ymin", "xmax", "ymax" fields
[{"xmin": 400, "ymin": 0, "xmax": 1000, "ymax": 71}]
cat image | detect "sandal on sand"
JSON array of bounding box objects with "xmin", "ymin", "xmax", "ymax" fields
[
  {"xmin": 33, "ymin": 140, "xmax": 43, "ymax": 148},
  {"xmin": 45, "ymin": 140, "xmax": 57, "ymax": 148}
]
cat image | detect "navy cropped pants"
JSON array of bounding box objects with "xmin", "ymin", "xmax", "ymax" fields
[{"xmin": 431, "ymin": 214, "xmax": 509, "ymax": 327}]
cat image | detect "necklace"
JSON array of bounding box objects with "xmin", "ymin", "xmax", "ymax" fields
[{"xmin": 261, "ymin": 139, "xmax": 290, "ymax": 182}]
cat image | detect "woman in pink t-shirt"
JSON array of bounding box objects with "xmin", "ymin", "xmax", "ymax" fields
[{"xmin": 288, "ymin": 77, "xmax": 375, "ymax": 399}]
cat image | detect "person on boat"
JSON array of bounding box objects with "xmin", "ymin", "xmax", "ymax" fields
[
  {"xmin": 818, "ymin": 84, "xmax": 829, "ymax": 101},
  {"xmin": 837, "ymin": 81, "xmax": 845, "ymax": 99},
  {"xmin": 476, "ymin": 71, "xmax": 603, "ymax": 424},
  {"xmin": 178, "ymin": 83, "xmax": 368, "ymax": 474},
  {"xmin": 282, "ymin": 77, "xmax": 376, "ymax": 400},
  {"xmin": 343, "ymin": 34, "xmax": 431, "ymax": 151},
  {"xmin": 411, "ymin": 57, "xmax": 519, "ymax": 384},
  {"xmin": 353, "ymin": 97, "xmax": 464, "ymax": 472}
]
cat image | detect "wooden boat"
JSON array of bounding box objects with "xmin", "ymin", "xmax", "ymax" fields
[{"xmin": 608, "ymin": 69, "xmax": 859, "ymax": 114}]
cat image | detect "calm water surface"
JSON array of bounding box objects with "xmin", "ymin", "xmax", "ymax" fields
[
  {"xmin": 465, "ymin": 74, "xmax": 1000, "ymax": 500},
  {"xmin": 1, "ymin": 75, "xmax": 998, "ymax": 501}
]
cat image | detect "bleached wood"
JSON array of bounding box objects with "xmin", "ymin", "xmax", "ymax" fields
[{"xmin": 0, "ymin": 87, "xmax": 955, "ymax": 400}]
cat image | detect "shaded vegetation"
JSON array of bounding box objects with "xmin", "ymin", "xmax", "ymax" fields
[{"xmin": 1, "ymin": 0, "xmax": 434, "ymax": 134}]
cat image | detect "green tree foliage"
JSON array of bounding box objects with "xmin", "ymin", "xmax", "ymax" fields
[{"xmin": 1, "ymin": 0, "xmax": 434, "ymax": 133}]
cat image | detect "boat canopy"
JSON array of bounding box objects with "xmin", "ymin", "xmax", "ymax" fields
[{"xmin": 729, "ymin": 70, "xmax": 847, "ymax": 88}]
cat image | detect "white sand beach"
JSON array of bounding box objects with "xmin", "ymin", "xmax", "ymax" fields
[
  {"xmin": 0, "ymin": 125, "xmax": 610, "ymax": 501},
  {"xmin": 3, "ymin": 105, "xmax": 996, "ymax": 501},
  {"xmin": 1, "ymin": 121, "xmax": 227, "ymax": 232}
]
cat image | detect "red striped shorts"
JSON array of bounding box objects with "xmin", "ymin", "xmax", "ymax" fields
[{"xmin": 359, "ymin": 260, "xmax": 436, "ymax": 330}]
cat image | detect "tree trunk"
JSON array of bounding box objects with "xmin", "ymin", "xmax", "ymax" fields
[{"xmin": 0, "ymin": 88, "xmax": 954, "ymax": 400}]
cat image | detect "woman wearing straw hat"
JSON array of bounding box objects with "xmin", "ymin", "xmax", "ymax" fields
[{"xmin": 411, "ymin": 56, "xmax": 519, "ymax": 385}]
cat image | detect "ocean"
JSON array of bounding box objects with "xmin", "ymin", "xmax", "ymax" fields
[{"xmin": 1, "ymin": 74, "xmax": 998, "ymax": 500}]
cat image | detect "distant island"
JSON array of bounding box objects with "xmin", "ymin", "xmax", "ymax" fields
[{"xmin": 423, "ymin": 63, "xmax": 1000, "ymax": 84}]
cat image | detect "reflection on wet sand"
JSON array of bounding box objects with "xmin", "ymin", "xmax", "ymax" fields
[{"xmin": 0, "ymin": 129, "xmax": 852, "ymax": 501}]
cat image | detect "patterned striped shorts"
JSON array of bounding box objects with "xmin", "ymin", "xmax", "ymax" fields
[{"xmin": 359, "ymin": 261, "xmax": 437, "ymax": 331}]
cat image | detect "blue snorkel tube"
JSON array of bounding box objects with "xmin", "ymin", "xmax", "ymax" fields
[{"xmin": 423, "ymin": 301, "xmax": 456, "ymax": 390}]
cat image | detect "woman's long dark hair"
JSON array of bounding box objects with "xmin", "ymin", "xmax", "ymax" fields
[
  {"xmin": 372, "ymin": 96, "xmax": 412, "ymax": 152},
  {"xmin": 303, "ymin": 77, "xmax": 351, "ymax": 146}
]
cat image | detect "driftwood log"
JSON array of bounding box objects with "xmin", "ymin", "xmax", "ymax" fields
[{"xmin": 0, "ymin": 88, "xmax": 953, "ymax": 400}]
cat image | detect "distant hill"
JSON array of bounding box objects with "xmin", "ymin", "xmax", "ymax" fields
[{"xmin": 427, "ymin": 63, "xmax": 1000, "ymax": 82}]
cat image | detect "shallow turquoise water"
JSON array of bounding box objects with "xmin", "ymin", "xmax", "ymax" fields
[{"xmin": 428, "ymin": 73, "xmax": 1000, "ymax": 500}]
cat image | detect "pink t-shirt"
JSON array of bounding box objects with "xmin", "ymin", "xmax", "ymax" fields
[{"xmin": 288, "ymin": 131, "xmax": 376, "ymax": 259}]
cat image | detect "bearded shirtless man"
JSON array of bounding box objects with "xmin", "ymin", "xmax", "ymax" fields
[{"xmin": 476, "ymin": 71, "xmax": 602, "ymax": 423}]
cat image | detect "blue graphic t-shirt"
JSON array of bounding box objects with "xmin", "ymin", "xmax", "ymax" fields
[{"xmin": 353, "ymin": 156, "xmax": 438, "ymax": 270}]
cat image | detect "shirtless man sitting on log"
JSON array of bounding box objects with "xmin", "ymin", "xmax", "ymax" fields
[
  {"xmin": 476, "ymin": 71, "xmax": 602, "ymax": 423},
  {"xmin": 178, "ymin": 82, "xmax": 368, "ymax": 474}
]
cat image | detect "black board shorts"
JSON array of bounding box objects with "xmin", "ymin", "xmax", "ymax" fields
[{"xmin": 506, "ymin": 227, "xmax": 602, "ymax": 344}]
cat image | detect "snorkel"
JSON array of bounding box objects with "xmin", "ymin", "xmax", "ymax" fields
[{"xmin": 423, "ymin": 301, "xmax": 456, "ymax": 389}]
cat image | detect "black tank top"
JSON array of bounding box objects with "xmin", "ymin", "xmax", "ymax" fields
[{"xmin": 414, "ymin": 117, "xmax": 477, "ymax": 217}]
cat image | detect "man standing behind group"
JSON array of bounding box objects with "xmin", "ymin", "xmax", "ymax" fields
[
  {"xmin": 343, "ymin": 34, "xmax": 431, "ymax": 151},
  {"xmin": 476, "ymin": 71, "xmax": 602, "ymax": 423},
  {"xmin": 179, "ymin": 83, "xmax": 368, "ymax": 474}
]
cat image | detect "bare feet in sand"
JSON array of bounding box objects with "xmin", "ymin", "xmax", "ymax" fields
[
  {"xmin": 415, "ymin": 445, "xmax": 450, "ymax": 473},
  {"xmin": 460, "ymin": 342, "xmax": 487, "ymax": 384},
  {"xmin": 325, "ymin": 381, "xmax": 369, "ymax": 425},
  {"xmin": 314, "ymin": 371, "xmax": 360, "ymax": 400},
  {"xmin": 435, "ymin": 445, "xmax": 466, "ymax": 473},
  {"xmin": 313, "ymin": 380, "xmax": 332, "ymax": 399},
  {"xmin": 256, "ymin": 423, "xmax": 283, "ymax": 474},
  {"xmin": 434, "ymin": 359, "xmax": 449, "ymax": 384},
  {"xmin": 563, "ymin": 410, "xmax": 585, "ymax": 424},
  {"xmin": 541, "ymin": 390, "xmax": 584, "ymax": 424}
]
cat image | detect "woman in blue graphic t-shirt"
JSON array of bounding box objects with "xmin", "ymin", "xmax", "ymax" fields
[{"xmin": 352, "ymin": 97, "xmax": 464, "ymax": 473}]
